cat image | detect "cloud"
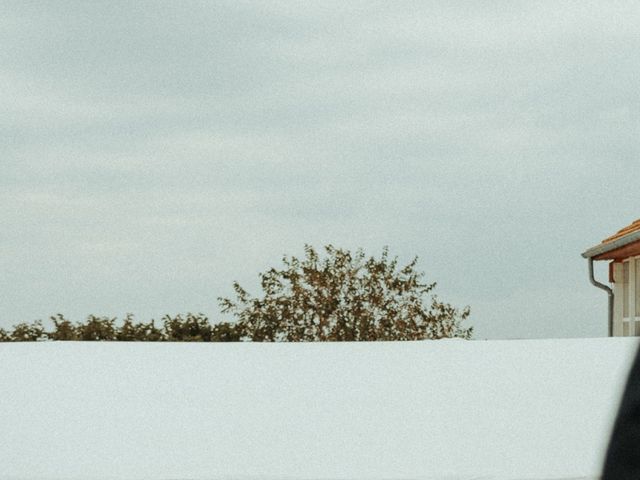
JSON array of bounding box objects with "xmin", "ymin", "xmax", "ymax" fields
[{"xmin": 1, "ymin": 1, "xmax": 639, "ymax": 336}]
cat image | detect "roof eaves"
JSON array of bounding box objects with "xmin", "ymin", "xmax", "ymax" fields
[{"xmin": 582, "ymin": 230, "xmax": 640, "ymax": 259}]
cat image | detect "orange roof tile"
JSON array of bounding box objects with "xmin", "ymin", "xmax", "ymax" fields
[{"xmin": 602, "ymin": 219, "xmax": 640, "ymax": 244}]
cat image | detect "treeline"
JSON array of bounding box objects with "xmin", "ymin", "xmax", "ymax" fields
[
  {"xmin": 0, "ymin": 246, "xmax": 472, "ymax": 342},
  {"xmin": 0, "ymin": 313, "xmax": 242, "ymax": 342}
]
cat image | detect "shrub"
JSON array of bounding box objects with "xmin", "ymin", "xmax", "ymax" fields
[
  {"xmin": 76, "ymin": 315, "xmax": 118, "ymax": 341},
  {"xmin": 162, "ymin": 313, "xmax": 213, "ymax": 342},
  {"xmin": 7, "ymin": 320, "xmax": 47, "ymax": 342},
  {"xmin": 47, "ymin": 314, "xmax": 78, "ymax": 340},
  {"xmin": 116, "ymin": 314, "xmax": 164, "ymax": 341}
]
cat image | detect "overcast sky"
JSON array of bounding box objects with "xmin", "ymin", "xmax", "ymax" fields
[{"xmin": 2, "ymin": 1, "xmax": 639, "ymax": 338}]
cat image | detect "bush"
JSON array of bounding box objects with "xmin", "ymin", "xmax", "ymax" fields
[
  {"xmin": 163, "ymin": 313, "xmax": 213, "ymax": 342},
  {"xmin": 0, "ymin": 314, "xmax": 242, "ymax": 342},
  {"xmin": 76, "ymin": 315, "xmax": 118, "ymax": 341},
  {"xmin": 7, "ymin": 320, "xmax": 47, "ymax": 342},
  {"xmin": 0, "ymin": 328, "xmax": 10, "ymax": 342},
  {"xmin": 47, "ymin": 314, "xmax": 78, "ymax": 341},
  {"xmin": 116, "ymin": 314, "xmax": 163, "ymax": 341},
  {"xmin": 211, "ymin": 321, "xmax": 245, "ymax": 342}
]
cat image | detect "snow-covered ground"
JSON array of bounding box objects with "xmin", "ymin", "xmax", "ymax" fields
[{"xmin": 1, "ymin": 338, "xmax": 638, "ymax": 480}]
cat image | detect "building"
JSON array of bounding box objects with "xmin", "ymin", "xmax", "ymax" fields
[{"xmin": 582, "ymin": 219, "xmax": 640, "ymax": 337}]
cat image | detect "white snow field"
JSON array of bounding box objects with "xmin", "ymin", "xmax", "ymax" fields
[{"xmin": 0, "ymin": 338, "xmax": 638, "ymax": 480}]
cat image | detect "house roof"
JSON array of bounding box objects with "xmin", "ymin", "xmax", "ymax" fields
[
  {"xmin": 602, "ymin": 219, "xmax": 640, "ymax": 244},
  {"xmin": 582, "ymin": 219, "xmax": 640, "ymax": 260}
]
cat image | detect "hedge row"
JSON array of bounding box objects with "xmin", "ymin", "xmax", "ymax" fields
[{"xmin": 0, "ymin": 313, "xmax": 242, "ymax": 342}]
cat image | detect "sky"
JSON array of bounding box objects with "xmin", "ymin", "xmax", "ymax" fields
[{"xmin": 1, "ymin": 1, "xmax": 639, "ymax": 338}]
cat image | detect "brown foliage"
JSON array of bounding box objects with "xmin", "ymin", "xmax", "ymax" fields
[
  {"xmin": 219, "ymin": 245, "xmax": 472, "ymax": 341},
  {"xmin": 0, "ymin": 246, "xmax": 471, "ymax": 342},
  {"xmin": 0, "ymin": 314, "xmax": 241, "ymax": 342}
]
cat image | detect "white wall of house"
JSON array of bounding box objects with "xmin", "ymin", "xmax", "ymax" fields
[{"xmin": 612, "ymin": 256, "xmax": 640, "ymax": 336}]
